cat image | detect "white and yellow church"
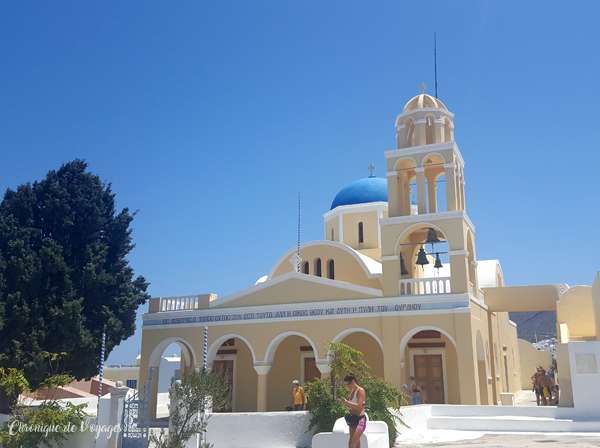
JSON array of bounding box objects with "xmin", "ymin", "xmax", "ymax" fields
[{"xmin": 139, "ymin": 86, "xmax": 600, "ymax": 419}]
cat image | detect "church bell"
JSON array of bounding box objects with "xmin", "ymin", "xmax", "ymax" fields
[
  {"xmin": 434, "ymin": 253, "xmax": 443, "ymax": 269},
  {"xmin": 416, "ymin": 247, "xmax": 429, "ymax": 266},
  {"xmin": 400, "ymin": 254, "xmax": 409, "ymax": 276},
  {"xmin": 425, "ymin": 227, "xmax": 441, "ymax": 245}
]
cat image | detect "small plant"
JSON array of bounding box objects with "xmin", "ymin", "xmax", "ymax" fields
[
  {"xmin": 304, "ymin": 342, "xmax": 410, "ymax": 448},
  {"xmin": 150, "ymin": 367, "xmax": 232, "ymax": 448},
  {"xmin": 0, "ymin": 361, "xmax": 87, "ymax": 448}
]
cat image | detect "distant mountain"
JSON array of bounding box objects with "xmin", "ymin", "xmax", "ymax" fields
[{"xmin": 508, "ymin": 311, "xmax": 557, "ymax": 343}]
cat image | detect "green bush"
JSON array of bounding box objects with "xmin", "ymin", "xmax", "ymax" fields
[{"xmin": 304, "ymin": 342, "xmax": 410, "ymax": 448}]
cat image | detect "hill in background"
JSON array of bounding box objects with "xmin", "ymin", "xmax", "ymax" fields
[{"xmin": 509, "ymin": 311, "xmax": 557, "ymax": 343}]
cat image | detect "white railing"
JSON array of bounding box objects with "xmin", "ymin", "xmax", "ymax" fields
[
  {"xmin": 160, "ymin": 295, "xmax": 200, "ymax": 311},
  {"xmin": 399, "ymin": 277, "xmax": 451, "ymax": 296}
]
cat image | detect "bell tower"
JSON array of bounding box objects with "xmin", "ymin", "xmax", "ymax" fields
[{"xmin": 379, "ymin": 85, "xmax": 481, "ymax": 301}]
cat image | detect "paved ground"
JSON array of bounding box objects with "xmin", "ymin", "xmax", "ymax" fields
[{"xmin": 401, "ymin": 433, "xmax": 600, "ymax": 447}]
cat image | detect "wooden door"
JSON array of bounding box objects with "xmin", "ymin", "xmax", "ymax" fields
[
  {"xmin": 304, "ymin": 357, "xmax": 321, "ymax": 383},
  {"xmin": 414, "ymin": 354, "xmax": 445, "ymax": 404},
  {"xmin": 213, "ymin": 360, "xmax": 234, "ymax": 412}
]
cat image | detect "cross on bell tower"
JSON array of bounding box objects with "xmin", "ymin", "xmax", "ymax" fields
[{"xmin": 419, "ymin": 83, "xmax": 426, "ymax": 94}]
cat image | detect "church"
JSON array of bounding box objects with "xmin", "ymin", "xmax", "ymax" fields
[{"xmin": 139, "ymin": 85, "xmax": 570, "ymax": 419}]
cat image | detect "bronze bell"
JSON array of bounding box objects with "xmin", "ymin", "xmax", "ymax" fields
[
  {"xmin": 416, "ymin": 247, "xmax": 429, "ymax": 266},
  {"xmin": 434, "ymin": 253, "xmax": 443, "ymax": 269},
  {"xmin": 425, "ymin": 227, "xmax": 441, "ymax": 244},
  {"xmin": 400, "ymin": 254, "xmax": 409, "ymax": 276}
]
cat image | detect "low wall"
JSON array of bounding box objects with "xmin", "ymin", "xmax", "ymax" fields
[
  {"xmin": 518, "ymin": 339, "xmax": 552, "ymax": 388},
  {"xmin": 205, "ymin": 411, "xmax": 313, "ymax": 448},
  {"xmin": 568, "ymin": 340, "xmax": 600, "ymax": 418}
]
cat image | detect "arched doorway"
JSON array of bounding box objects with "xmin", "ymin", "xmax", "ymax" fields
[{"xmin": 331, "ymin": 328, "xmax": 384, "ymax": 379}]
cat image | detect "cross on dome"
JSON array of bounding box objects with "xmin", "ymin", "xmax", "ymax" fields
[
  {"xmin": 368, "ymin": 163, "xmax": 376, "ymax": 176},
  {"xmin": 419, "ymin": 83, "xmax": 426, "ymax": 94},
  {"xmin": 289, "ymin": 253, "xmax": 302, "ymax": 272}
]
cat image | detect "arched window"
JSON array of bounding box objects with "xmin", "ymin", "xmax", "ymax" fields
[
  {"xmin": 405, "ymin": 118, "xmax": 415, "ymax": 147},
  {"xmin": 426, "ymin": 116, "xmax": 435, "ymax": 145},
  {"xmin": 303, "ymin": 261, "xmax": 309, "ymax": 275},
  {"xmin": 328, "ymin": 259, "xmax": 335, "ymax": 280},
  {"xmin": 358, "ymin": 222, "xmax": 363, "ymax": 244},
  {"xmin": 316, "ymin": 259, "xmax": 322, "ymax": 277}
]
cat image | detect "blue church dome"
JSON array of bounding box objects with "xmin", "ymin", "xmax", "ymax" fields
[{"xmin": 331, "ymin": 176, "xmax": 388, "ymax": 210}]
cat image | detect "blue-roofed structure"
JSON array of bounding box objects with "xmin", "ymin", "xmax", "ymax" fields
[{"xmin": 330, "ymin": 176, "xmax": 388, "ymax": 210}]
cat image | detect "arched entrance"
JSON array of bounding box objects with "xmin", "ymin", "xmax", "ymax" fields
[
  {"xmin": 331, "ymin": 328, "xmax": 384, "ymax": 379},
  {"xmin": 400, "ymin": 326, "xmax": 459, "ymax": 404}
]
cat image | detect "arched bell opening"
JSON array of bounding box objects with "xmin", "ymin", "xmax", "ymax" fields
[
  {"xmin": 397, "ymin": 225, "xmax": 451, "ymax": 294},
  {"xmin": 423, "ymin": 153, "xmax": 447, "ymax": 214},
  {"xmin": 393, "ymin": 158, "xmax": 417, "ymax": 217}
]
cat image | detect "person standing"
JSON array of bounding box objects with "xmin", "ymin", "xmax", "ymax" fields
[
  {"xmin": 338, "ymin": 374, "xmax": 366, "ymax": 448},
  {"xmin": 290, "ymin": 380, "xmax": 306, "ymax": 411},
  {"xmin": 409, "ymin": 376, "xmax": 423, "ymax": 404}
]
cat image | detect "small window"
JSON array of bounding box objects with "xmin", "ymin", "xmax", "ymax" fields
[
  {"xmin": 303, "ymin": 261, "xmax": 309, "ymax": 274},
  {"xmin": 328, "ymin": 260, "xmax": 335, "ymax": 280},
  {"xmin": 126, "ymin": 379, "xmax": 137, "ymax": 389},
  {"xmin": 316, "ymin": 259, "xmax": 322, "ymax": 277},
  {"xmin": 358, "ymin": 222, "xmax": 364, "ymax": 244}
]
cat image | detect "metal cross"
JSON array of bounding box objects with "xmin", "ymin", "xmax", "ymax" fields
[
  {"xmin": 419, "ymin": 83, "xmax": 426, "ymax": 94},
  {"xmin": 289, "ymin": 253, "xmax": 302, "ymax": 272},
  {"xmin": 368, "ymin": 163, "xmax": 375, "ymax": 176},
  {"xmin": 148, "ymin": 365, "xmax": 155, "ymax": 380}
]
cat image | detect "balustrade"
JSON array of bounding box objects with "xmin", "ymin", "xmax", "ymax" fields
[
  {"xmin": 399, "ymin": 277, "xmax": 451, "ymax": 296},
  {"xmin": 159, "ymin": 295, "xmax": 200, "ymax": 311}
]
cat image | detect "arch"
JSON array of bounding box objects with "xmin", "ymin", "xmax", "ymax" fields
[
  {"xmin": 404, "ymin": 118, "xmax": 416, "ymax": 147},
  {"xmin": 316, "ymin": 258, "xmax": 322, "ymax": 277},
  {"xmin": 264, "ymin": 331, "xmax": 322, "ymax": 364},
  {"xmin": 331, "ymin": 328, "xmax": 384, "ymax": 352},
  {"xmin": 393, "ymin": 222, "xmax": 449, "ymax": 256},
  {"xmin": 303, "ymin": 261, "xmax": 309, "ymax": 275},
  {"xmin": 421, "ymin": 152, "xmax": 449, "ymax": 167},
  {"xmin": 393, "ymin": 156, "xmax": 417, "ymax": 172},
  {"xmin": 207, "ymin": 334, "xmax": 257, "ymax": 366},
  {"xmin": 149, "ymin": 337, "xmax": 197, "ymax": 369},
  {"xmin": 399, "ymin": 325, "xmax": 458, "ymax": 357}
]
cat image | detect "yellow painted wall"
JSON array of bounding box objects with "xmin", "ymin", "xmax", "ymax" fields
[
  {"xmin": 340, "ymin": 332, "xmax": 384, "ymax": 379},
  {"xmin": 557, "ymin": 286, "xmax": 597, "ymax": 341},
  {"xmin": 325, "ymin": 216, "xmax": 339, "ymax": 242},
  {"xmin": 342, "ymin": 211, "xmax": 380, "ymax": 250},
  {"xmin": 270, "ymin": 245, "xmax": 382, "ymax": 290},
  {"xmin": 267, "ymin": 335, "xmax": 309, "ymax": 411},
  {"xmin": 518, "ymin": 339, "xmax": 551, "ymax": 391}
]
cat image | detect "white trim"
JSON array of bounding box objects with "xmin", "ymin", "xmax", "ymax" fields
[
  {"xmin": 421, "ymin": 152, "xmax": 449, "ymax": 167},
  {"xmin": 264, "ymin": 331, "xmax": 322, "ymax": 364},
  {"xmin": 323, "ymin": 202, "xmax": 388, "ymax": 221},
  {"xmin": 393, "ymin": 157, "xmax": 418, "ymax": 171},
  {"xmin": 443, "ymin": 163, "xmax": 456, "ymax": 169},
  {"xmin": 448, "ymin": 250, "xmax": 469, "ymax": 256},
  {"xmin": 395, "ymin": 108, "xmax": 454, "ymax": 126},
  {"xmin": 143, "ymin": 294, "xmax": 472, "ymax": 329},
  {"xmin": 409, "ymin": 349, "xmax": 448, "ymax": 404},
  {"xmin": 331, "ymin": 328, "xmax": 384, "ymax": 352},
  {"xmin": 413, "ymin": 119, "xmax": 426, "ymax": 124},
  {"xmin": 414, "ymin": 167, "xmax": 425, "ymax": 173},
  {"xmin": 301, "ymin": 352, "xmax": 315, "ymax": 385},
  {"xmin": 380, "ymin": 255, "xmax": 398, "ymax": 261},
  {"xmin": 253, "ymin": 365, "xmax": 272, "ymax": 375},
  {"xmin": 386, "ymin": 171, "xmax": 397, "ymax": 177},
  {"xmin": 265, "ymin": 242, "xmax": 383, "ymax": 282},
  {"xmin": 381, "ymin": 210, "xmax": 476, "ymax": 234},
  {"xmin": 214, "ymin": 354, "xmax": 237, "ymax": 411},
  {"xmin": 207, "ymin": 334, "xmax": 257, "ymax": 366}
]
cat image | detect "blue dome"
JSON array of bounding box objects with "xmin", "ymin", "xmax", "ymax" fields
[{"xmin": 331, "ymin": 176, "xmax": 388, "ymax": 210}]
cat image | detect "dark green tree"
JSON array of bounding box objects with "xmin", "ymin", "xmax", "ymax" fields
[{"xmin": 0, "ymin": 159, "xmax": 149, "ymax": 390}]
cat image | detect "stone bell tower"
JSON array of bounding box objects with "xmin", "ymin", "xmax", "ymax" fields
[{"xmin": 379, "ymin": 85, "xmax": 481, "ymax": 301}]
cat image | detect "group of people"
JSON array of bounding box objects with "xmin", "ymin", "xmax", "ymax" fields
[{"xmin": 531, "ymin": 365, "xmax": 558, "ymax": 406}]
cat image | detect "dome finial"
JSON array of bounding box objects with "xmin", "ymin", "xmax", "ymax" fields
[
  {"xmin": 368, "ymin": 163, "xmax": 376, "ymax": 177},
  {"xmin": 419, "ymin": 83, "xmax": 426, "ymax": 95}
]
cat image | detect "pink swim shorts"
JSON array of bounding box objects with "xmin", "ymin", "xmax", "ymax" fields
[{"xmin": 351, "ymin": 416, "xmax": 367, "ymax": 431}]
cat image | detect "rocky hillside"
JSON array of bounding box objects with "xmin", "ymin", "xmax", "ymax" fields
[{"xmin": 509, "ymin": 311, "xmax": 557, "ymax": 343}]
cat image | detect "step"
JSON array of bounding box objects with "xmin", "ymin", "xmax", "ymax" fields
[{"xmin": 428, "ymin": 415, "xmax": 600, "ymax": 433}]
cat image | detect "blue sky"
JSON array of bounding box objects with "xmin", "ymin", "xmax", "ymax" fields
[{"xmin": 1, "ymin": 1, "xmax": 599, "ymax": 365}]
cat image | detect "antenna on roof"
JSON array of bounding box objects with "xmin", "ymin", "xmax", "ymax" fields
[
  {"xmin": 434, "ymin": 32, "xmax": 438, "ymax": 99},
  {"xmin": 297, "ymin": 193, "xmax": 301, "ymax": 272}
]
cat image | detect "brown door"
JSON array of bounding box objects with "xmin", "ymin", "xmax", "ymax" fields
[
  {"xmin": 213, "ymin": 360, "xmax": 234, "ymax": 412},
  {"xmin": 414, "ymin": 354, "xmax": 445, "ymax": 404},
  {"xmin": 304, "ymin": 357, "xmax": 321, "ymax": 383}
]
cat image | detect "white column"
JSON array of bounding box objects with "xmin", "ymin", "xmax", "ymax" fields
[
  {"xmin": 107, "ymin": 382, "xmax": 129, "ymax": 448},
  {"xmin": 415, "ymin": 167, "xmax": 427, "ymax": 215}
]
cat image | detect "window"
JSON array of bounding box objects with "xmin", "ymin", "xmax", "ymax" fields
[
  {"xmin": 358, "ymin": 222, "xmax": 364, "ymax": 244},
  {"xmin": 316, "ymin": 259, "xmax": 322, "ymax": 277},
  {"xmin": 303, "ymin": 261, "xmax": 309, "ymax": 274},
  {"xmin": 126, "ymin": 379, "xmax": 137, "ymax": 389},
  {"xmin": 328, "ymin": 260, "xmax": 335, "ymax": 280}
]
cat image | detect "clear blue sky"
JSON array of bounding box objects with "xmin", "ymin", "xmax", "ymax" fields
[{"xmin": 1, "ymin": 1, "xmax": 599, "ymax": 365}]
